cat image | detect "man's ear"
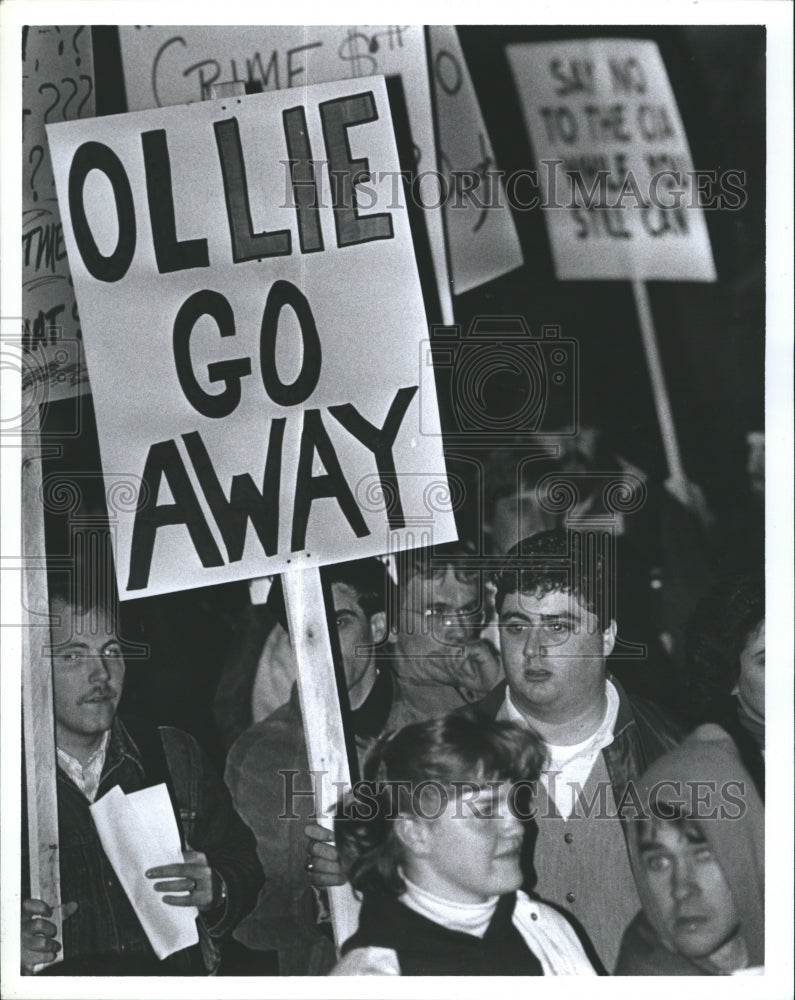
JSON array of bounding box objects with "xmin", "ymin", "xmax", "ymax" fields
[
  {"xmin": 393, "ymin": 815, "xmax": 431, "ymax": 857},
  {"xmin": 369, "ymin": 611, "xmax": 387, "ymax": 645},
  {"xmin": 602, "ymin": 619, "xmax": 617, "ymax": 657}
]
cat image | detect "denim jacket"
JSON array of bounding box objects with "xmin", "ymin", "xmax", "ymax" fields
[{"xmin": 24, "ymin": 717, "xmax": 263, "ymax": 975}]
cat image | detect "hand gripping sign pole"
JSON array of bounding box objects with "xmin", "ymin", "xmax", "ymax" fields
[
  {"xmin": 630, "ymin": 271, "xmax": 713, "ymax": 524},
  {"xmin": 204, "ymin": 82, "xmax": 361, "ymax": 948},
  {"xmin": 507, "ymin": 39, "xmax": 718, "ymax": 519},
  {"xmin": 630, "ymin": 278, "xmax": 690, "ymax": 505},
  {"xmin": 47, "ymin": 75, "xmax": 458, "ymax": 952},
  {"xmin": 21, "ymin": 400, "xmax": 63, "ymax": 968},
  {"xmin": 282, "ymin": 569, "xmax": 360, "ymax": 948}
]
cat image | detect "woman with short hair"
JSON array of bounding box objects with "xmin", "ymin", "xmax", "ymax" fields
[{"xmin": 330, "ymin": 713, "xmax": 596, "ymax": 976}]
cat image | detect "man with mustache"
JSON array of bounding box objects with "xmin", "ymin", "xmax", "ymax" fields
[{"xmin": 21, "ymin": 577, "xmax": 262, "ymax": 975}]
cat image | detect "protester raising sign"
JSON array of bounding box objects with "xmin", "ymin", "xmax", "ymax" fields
[
  {"xmin": 47, "ymin": 77, "xmax": 455, "ymax": 599},
  {"xmin": 507, "ymin": 39, "xmax": 717, "ymax": 281}
]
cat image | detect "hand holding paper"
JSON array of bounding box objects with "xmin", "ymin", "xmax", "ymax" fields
[
  {"xmin": 147, "ymin": 849, "xmax": 216, "ymax": 911},
  {"xmin": 90, "ymin": 783, "xmax": 199, "ymax": 959}
]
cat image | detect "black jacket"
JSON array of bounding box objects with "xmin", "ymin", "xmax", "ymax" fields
[{"xmin": 24, "ymin": 717, "xmax": 263, "ymax": 975}]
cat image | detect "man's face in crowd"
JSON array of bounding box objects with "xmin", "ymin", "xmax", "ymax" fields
[
  {"xmin": 498, "ymin": 588, "xmax": 615, "ymax": 720},
  {"xmin": 392, "ymin": 567, "xmax": 484, "ymax": 672},
  {"xmin": 737, "ymin": 619, "xmax": 765, "ymax": 721},
  {"xmin": 639, "ymin": 820, "xmax": 742, "ymax": 960},
  {"xmin": 50, "ymin": 596, "xmax": 125, "ymax": 746},
  {"xmin": 331, "ymin": 582, "xmax": 385, "ymax": 702}
]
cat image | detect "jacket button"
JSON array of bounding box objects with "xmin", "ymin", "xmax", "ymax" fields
[
  {"xmin": 564, "ymin": 832, "xmax": 574, "ymax": 844},
  {"xmin": 566, "ymin": 892, "xmax": 575, "ymax": 903}
]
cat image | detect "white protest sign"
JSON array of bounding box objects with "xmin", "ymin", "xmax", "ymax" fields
[
  {"xmin": 427, "ymin": 26, "xmax": 523, "ymax": 293},
  {"xmin": 22, "ymin": 25, "xmax": 94, "ymax": 399},
  {"xmin": 47, "ymin": 76, "xmax": 455, "ymax": 600},
  {"xmin": 507, "ymin": 39, "xmax": 717, "ymax": 281},
  {"xmin": 119, "ymin": 25, "xmax": 452, "ymax": 320}
]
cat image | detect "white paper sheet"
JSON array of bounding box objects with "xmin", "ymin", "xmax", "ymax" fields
[{"xmin": 90, "ymin": 783, "xmax": 199, "ymax": 959}]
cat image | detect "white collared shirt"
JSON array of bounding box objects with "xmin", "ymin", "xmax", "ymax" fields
[
  {"xmin": 56, "ymin": 730, "xmax": 110, "ymax": 802},
  {"xmin": 498, "ymin": 680, "xmax": 619, "ymax": 820}
]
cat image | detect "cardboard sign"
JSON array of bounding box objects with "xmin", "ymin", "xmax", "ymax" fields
[
  {"xmin": 47, "ymin": 77, "xmax": 455, "ymax": 599},
  {"xmin": 507, "ymin": 39, "xmax": 717, "ymax": 281},
  {"xmin": 22, "ymin": 25, "xmax": 94, "ymax": 399},
  {"xmin": 119, "ymin": 25, "xmax": 451, "ymax": 319},
  {"xmin": 427, "ymin": 26, "xmax": 523, "ymax": 293}
]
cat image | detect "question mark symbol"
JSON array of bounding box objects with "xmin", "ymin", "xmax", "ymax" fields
[
  {"xmin": 72, "ymin": 27, "xmax": 84, "ymax": 66},
  {"xmin": 38, "ymin": 82, "xmax": 60, "ymax": 124},
  {"xmin": 77, "ymin": 75, "xmax": 93, "ymax": 118},
  {"xmin": 29, "ymin": 146, "xmax": 44, "ymax": 202},
  {"xmin": 61, "ymin": 78, "xmax": 78, "ymax": 120}
]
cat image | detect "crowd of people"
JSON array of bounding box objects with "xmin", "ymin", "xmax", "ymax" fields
[
  {"xmin": 21, "ymin": 477, "xmax": 766, "ymax": 977},
  {"xmin": 14, "ymin": 13, "xmax": 772, "ymax": 981}
]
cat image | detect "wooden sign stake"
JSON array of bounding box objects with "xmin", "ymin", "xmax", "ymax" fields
[
  {"xmin": 281, "ymin": 566, "xmax": 361, "ymax": 950},
  {"xmin": 631, "ymin": 278, "xmax": 688, "ymax": 495},
  {"xmin": 21, "ymin": 400, "xmax": 63, "ymax": 967}
]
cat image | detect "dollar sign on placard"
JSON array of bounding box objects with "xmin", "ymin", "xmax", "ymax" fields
[{"xmin": 338, "ymin": 30, "xmax": 378, "ymax": 78}]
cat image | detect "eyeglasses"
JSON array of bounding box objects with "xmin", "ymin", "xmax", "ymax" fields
[
  {"xmin": 407, "ymin": 606, "xmax": 486, "ymax": 633},
  {"xmin": 500, "ymin": 619, "xmax": 578, "ymax": 644}
]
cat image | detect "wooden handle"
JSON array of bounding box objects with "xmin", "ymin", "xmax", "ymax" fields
[
  {"xmin": 281, "ymin": 566, "xmax": 361, "ymax": 950},
  {"xmin": 21, "ymin": 403, "xmax": 63, "ymax": 964}
]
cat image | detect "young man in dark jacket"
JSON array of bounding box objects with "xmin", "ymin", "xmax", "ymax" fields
[
  {"xmin": 21, "ymin": 580, "xmax": 262, "ymax": 975},
  {"xmin": 303, "ymin": 529, "xmax": 682, "ymax": 973},
  {"xmin": 469, "ymin": 528, "xmax": 682, "ymax": 972}
]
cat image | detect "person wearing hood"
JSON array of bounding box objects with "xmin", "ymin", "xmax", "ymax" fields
[{"xmin": 615, "ymin": 724, "xmax": 764, "ymax": 975}]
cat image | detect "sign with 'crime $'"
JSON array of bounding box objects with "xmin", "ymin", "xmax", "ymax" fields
[{"xmin": 47, "ymin": 76, "xmax": 455, "ymax": 599}]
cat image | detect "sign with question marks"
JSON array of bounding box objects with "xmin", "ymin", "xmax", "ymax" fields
[{"xmin": 22, "ymin": 25, "xmax": 94, "ymax": 401}]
